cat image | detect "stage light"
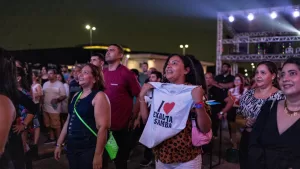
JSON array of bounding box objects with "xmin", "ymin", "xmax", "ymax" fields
[
  {"xmin": 293, "ymin": 10, "xmax": 300, "ymax": 18},
  {"xmin": 228, "ymin": 15, "xmax": 235, "ymax": 22},
  {"xmin": 270, "ymin": 11, "xmax": 277, "ymax": 19},
  {"xmin": 247, "ymin": 13, "xmax": 254, "ymax": 21},
  {"xmin": 244, "ymin": 69, "xmax": 247, "ymax": 72}
]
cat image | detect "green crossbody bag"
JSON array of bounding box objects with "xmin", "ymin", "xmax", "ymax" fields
[{"xmin": 74, "ymin": 92, "xmax": 119, "ymax": 160}]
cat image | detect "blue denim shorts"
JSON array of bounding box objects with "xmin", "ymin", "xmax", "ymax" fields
[{"xmin": 33, "ymin": 115, "xmax": 40, "ymax": 128}]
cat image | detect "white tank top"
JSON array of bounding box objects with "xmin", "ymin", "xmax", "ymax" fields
[
  {"xmin": 228, "ymin": 87, "xmax": 247, "ymax": 107},
  {"xmin": 32, "ymin": 83, "xmax": 42, "ymax": 104}
]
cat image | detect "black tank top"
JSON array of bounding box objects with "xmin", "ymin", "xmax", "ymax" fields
[
  {"xmin": 41, "ymin": 78, "xmax": 48, "ymax": 87},
  {"xmin": 67, "ymin": 91, "xmax": 99, "ymax": 149}
]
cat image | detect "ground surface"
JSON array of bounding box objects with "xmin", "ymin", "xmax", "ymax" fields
[{"xmin": 33, "ymin": 128, "xmax": 239, "ymax": 169}]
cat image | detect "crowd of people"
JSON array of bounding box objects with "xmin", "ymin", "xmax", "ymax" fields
[{"xmin": 0, "ymin": 44, "xmax": 300, "ymax": 169}]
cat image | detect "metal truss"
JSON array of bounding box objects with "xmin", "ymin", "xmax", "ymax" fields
[
  {"xmin": 216, "ymin": 14, "xmax": 223, "ymax": 75},
  {"xmin": 216, "ymin": 5, "xmax": 300, "ymax": 68},
  {"xmin": 232, "ymin": 63, "xmax": 238, "ymax": 75},
  {"xmin": 224, "ymin": 22, "xmax": 236, "ymax": 37},
  {"xmin": 218, "ymin": 5, "xmax": 299, "ymax": 17},
  {"xmin": 235, "ymin": 32, "xmax": 297, "ymax": 37},
  {"xmin": 223, "ymin": 36, "xmax": 300, "ymax": 44},
  {"xmin": 222, "ymin": 54, "xmax": 300, "ymax": 62}
]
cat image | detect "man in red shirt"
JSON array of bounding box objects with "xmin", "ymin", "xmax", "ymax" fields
[{"xmin": 103, "ymin": 44, "xmax": 141, "ymax": 169}]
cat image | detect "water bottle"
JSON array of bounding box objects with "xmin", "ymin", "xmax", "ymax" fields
[{"xmin": 52, "ymin": 102, "xmax": 57, "ymax": 110}]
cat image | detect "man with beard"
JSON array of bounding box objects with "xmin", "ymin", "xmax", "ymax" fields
[
  {"xmin": 205, "ymin": 72, "xmax": 233, "ymax": 138},
  {"xmin": 214, "ymin": 63, "xmax": 235, "ymax": 104},
  {"xmin": 139, "ymin": 62, "xmax": 148, "ymax": 86},
  {"xmin": 149, "ymin": 71, "xmax": 162, "ymax": 83},
  {"xmin": 61, "ymin": 66, "xmax": 70, "ymax": 82},
  {"xmin": 103, "ymin": 44, "xmax": 141, "ymax": 169},
  {"xmin": 42, "ymin": 69, "xmax": 66, "ymax": 144}
]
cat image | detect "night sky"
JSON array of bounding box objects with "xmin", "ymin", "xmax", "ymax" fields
[{"xmin": 1, "ymin": 0, "xmax": 299, "ymax": 62}]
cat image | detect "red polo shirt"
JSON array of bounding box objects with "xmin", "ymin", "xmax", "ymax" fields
[{"xmin": 103, "ymin": 65, "xmax": 141, "ymax": 130}]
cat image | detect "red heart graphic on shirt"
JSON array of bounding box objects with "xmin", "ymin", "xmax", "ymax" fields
[{"xmin": 163, "ymin": 102, "xmax": 175, "ymax": 115}]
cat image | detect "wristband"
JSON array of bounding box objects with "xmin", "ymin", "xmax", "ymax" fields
[
  {"xmin": 194, "ymin": 102, "xmax": 205, "ymax": 109},
  {"xmin": 56, "ymin": 144, "xmax": 63, "ymax": 148}
]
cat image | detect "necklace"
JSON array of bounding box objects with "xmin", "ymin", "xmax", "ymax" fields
[{"xmin": 284, "ymin": 100, "xmax": 300, "ymax": 117}]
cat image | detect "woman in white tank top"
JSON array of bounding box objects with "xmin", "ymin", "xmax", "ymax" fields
[
  {"xmin": 226, "ymin": 74, "xmax": 248, "ymax": 149},
  {"xmin": 57, "ymin": 73, "xmax": 69, "ymax": 125},
  {"xmin": 32, "ymin": 72, "xmax": 43, "ymax": 104},
  {"xmin": 31, "ymin": 71, "xmax": 42, "ymax": 153}
]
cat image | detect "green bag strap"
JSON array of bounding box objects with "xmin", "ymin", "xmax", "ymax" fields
[
  {"xmin": 73, "ymin": 91, "xmax": 98, "ymax": 137},
  {"xmin": 73, "ymin": 92, "xmax": 118, "ymax": 160}
]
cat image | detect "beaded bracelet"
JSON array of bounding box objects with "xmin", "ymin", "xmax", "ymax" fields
[{"xmin": 55, "ymin": 143, "xmax": 64, "ymax": 148}]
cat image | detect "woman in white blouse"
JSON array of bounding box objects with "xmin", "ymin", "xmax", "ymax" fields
[
  {"xmin": 31, "ymin": 71, "xmax": 43, "ymax": 150},
  {"xmin": 57, "ymin": 73, "xmax": 69, "ymax": 124},
  {"xmin": 222, "ymin": 74, "xmax": 248, "ymax": 149}
]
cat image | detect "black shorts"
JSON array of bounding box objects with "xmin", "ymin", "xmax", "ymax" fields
[{"xmin": 227, "ymin": 107, "xmax": 238, "ymax": 122}]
